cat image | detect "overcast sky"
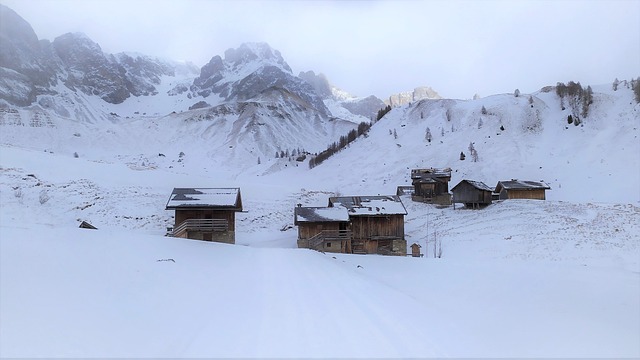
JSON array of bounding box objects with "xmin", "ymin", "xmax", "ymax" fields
[{"xmin": 3, "ymin": 0, "xmax": 639, "ymax": 100}]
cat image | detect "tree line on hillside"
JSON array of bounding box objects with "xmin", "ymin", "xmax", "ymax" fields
[
  {"xmin": 555, "ymin": 81, "xmax": 593, "ymax": 122},
  {"xmin": 308, "ymin": 121, "xmax": 373, "ymax": 169},
  {"xmin": 613, "ymin": 77, "xmax": 640, "ymax": 103},
  {"xmin": 307, "ymin": 104, "xmax": 396, "ymax": 169}
]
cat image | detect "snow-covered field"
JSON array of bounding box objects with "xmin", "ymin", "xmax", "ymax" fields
[{"xmin": 1, "ymin": 84, "xmax": 639, "ymax": 357}]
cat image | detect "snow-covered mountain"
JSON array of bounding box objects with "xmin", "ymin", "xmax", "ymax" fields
[
  {"xmin": 0, "ymin": 5, "xmax": 382, "ymax": 162},
  {"xmin": 0, "ymin": 4, "xmax": 199, "ymax": 106},
  {"xmin": 1, "ymin": 3, "xmax": 639, "ymax": 358}
]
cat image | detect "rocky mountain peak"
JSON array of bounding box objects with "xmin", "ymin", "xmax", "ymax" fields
[
  {"xmin": 52, "ymin": 32, "xmax": 105, "ymax": 68},
  {"xmin": 0, "ymin": 4, "xmax": 39, "ymax": 53},
  {"xmin": 191, "ymin": 43, "xmax": 328, "ymax": 116},
  {"xmin": 298, "ymin": 70, "xmax": 333, "ymax": 99},
  {"xmin": 387, "ymin": 86, "xmax": 442, "ymax": 107},
  {"xmin": 224, "ymin": 42, "xmax": 292, "ymax": 73}
]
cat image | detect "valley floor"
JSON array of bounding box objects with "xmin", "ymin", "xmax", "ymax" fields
[{"xmin": 1, "ymin": 144, "xmax": 639, "ymax": 358}]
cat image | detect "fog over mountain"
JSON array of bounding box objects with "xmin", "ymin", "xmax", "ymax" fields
[{"xmin": 1, "ymin": 5, "xmax": 639, "ymax": 358}]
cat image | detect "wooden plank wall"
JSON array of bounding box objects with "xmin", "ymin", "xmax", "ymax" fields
[
  {"xmin": 350, "ymin": 215, "xmax": 405, "ymax": 241},
  {"xmin": 297, "ymin": 222, "xmax": 341, "ymax": 240},
  {"xmin": 505, "ymin": 189, "xmax": 546, "ymax": 200}
]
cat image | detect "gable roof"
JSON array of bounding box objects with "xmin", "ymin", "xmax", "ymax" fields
[
  {"xmin": 411, "ymin": 168, "xmax": 452, "ymax": 180},
  {"xmin": 452, "ymin": 179, "xmax": 493, "ymax": 192},
  {"xmin": 165, "ymin": 188, "xmax": 242, "ymax": 211},
  {"xmin": 294, "ymin": 206, "xmax": 350, "ymax": 224},
  {"xmin": 328, "ymin": 195, "xmax": 408, "ymax": 216},
  {"xmin": 495, "ymin": 180, "xmax": 550, "ymax": 192}
]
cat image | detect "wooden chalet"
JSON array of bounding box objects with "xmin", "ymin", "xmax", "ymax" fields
[
  {"xmin": 165, "ymin": 188, "xmax": 243, "ymax": 243},
  {"xmin": 411, "ymin": 168, "xmax": 452, "ymax": 205},
  {"xmin": 294, "ymin": 205, "xmax": 351, "ymax": 253},
  {"xmin": 452, "ymin": 180, "xmax": 493, "ymax": 209},
  {"xmin": 328, "ymin": 195, "xmax": 408, "ymax": 256},
  {"xmin": 494, "ymin": 180, "xmax": 550, "ymax": 200}
]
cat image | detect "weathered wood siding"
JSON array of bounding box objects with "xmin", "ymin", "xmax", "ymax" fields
[
  {"xmin": 297, "ymin": 222, "xmax": 342, "ymax": 241},
  {"xmin": 174, "ymin": 209, "xmax": 236, "ymax": 243},
  {"xmin": 453, "ymin": 182, "xmax": 492, "ymax": 205},
  {"xmin": 322, "ymin": 240, "xmax": 348, "ymax": 253},
  {"xmin": 350, "ymin": 215, "xmax": 405, "ymax": 241},
  {"xmin": 500, "ymin": 189, "xmax": 546, "ymax": 200},
  {"xmin": 415, "ymin": 183, "xmax": 436, "ymax": 197}
]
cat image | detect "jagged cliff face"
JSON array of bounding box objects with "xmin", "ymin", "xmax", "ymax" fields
[
  {"xmin": 0, "ymin": 4, "xmax": 382, "ymax": 163},
  {"xmin": 0, "ymin": 5, "xmax": 58, "ymax": 105},
  {"xmin": 387, "ymin": 86, "xmax": 442, "ymax": 107},
  {"xmin": 190, "ymin": 43, "xmax": 330, "ymax": 117},
  {"xmin": 298, "ymin": 70, "xmax": 385, "ymax": 120},
  {"xmin": 0, "ymin": 4, "xmax": 198, "ymax": 106}
]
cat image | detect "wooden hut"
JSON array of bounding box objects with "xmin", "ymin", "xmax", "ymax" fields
[
  {"xmin": 294, "ymin": 205, "xmax": 351, "ymax": 253},
  {"xmin": 328, "ymin": 195, "xmax": 407, "ymax": 256},
  {"xmin": 411, "ymin": 168, "xmax": 452, "ymax": 205},
  {"xmin": 452, "ymin": 180, "xmax": 493, "ymax": 209},
  {"xmin": 165, "ymin": 188, "xmax": 243, "ymax": 243},
  {"xmin": 494, "ymin": 180, "xmax": 550, "ymax": 200},
  {"xmin": 410, "ymin": 243, "xmax": 422, "ymax": 257}
]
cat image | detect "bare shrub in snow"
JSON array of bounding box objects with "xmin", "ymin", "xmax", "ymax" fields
[
  {"xmin": 468, "ymin": 142, "xmax": 478, "ymax": 162},
  {"xmin": 39, "ymin": 190, "xmax": 50, "ymax": 205}
]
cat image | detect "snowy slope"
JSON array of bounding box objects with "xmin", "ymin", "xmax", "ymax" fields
[
  {"xmin": 1, "ymin": 79, "xmax": 639, "ymax": 357},
  {"xmin": 300, "ymin": 85, "xmax": 640, "ymax": 204},
  {"xmin": 0, "ymin": 149, "xmax": 638, "ymax": 357}
]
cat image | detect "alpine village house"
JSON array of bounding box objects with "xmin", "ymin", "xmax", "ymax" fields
[
  {"xmin": 451, "ymin": 180, "xmax": 494, "ymax": 209},
  {"xmin": 295, "ymin": 195, "xmax": 408, "ymax": 256},
  {"xmin": 494, "ymin": 180, "xmax": 550, "ymax": 200},
  {"xmin": 411, "ymin": 168, "xmax": 452, "ymax": 205},
  {"xmin": 165, "ymin": 188, "xmax": 243, "ymax": 243}
]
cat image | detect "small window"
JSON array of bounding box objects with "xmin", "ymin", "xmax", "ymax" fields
[{"xmin": 326, "ymin": 242, "xmax": 331, "ymax": 248}]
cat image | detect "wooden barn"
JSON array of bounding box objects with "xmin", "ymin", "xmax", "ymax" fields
[
  {"xmin": 452, "ymin": 180, "xmax": 493, "ymax": 209},
  {"xmin": 411, "ymin": 168, "xmax": 452, "ymax": 205},
  {"xmin": 494, "ymin": 180, "xmax": 550, "ymax": 200},
  {"xmin": 165, "ymin": 188, "xmax": 243, "ymax": 243},
  {"xmin": 294, "ymin": 205, "xmax": 351, "ymax": 253},
  {"xmin": 328, "ymin": 195, "xmax": 408, "ymax": 256}
]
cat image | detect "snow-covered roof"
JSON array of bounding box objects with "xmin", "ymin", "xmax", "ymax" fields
[
  {"xmin": 453, "ymin": 180, "xmax": 493, "ymax": 192},
  {"xmin": 166, "ymin": 188, "xmax": 242, "ymax": 210},
  {"xmin": 411, "ymin": 168, "xmax": 452, "ymax": 179},
  {"xmin": 294, "ymin": 206, "xmax": 350, "ymax": 224},
  {"xmin": 329, "ymin": 196, "xmax": 407, "ymax": 216},
  {"xmin": 495, "ymin": 180, "xmax": 550, "ymax": 191}
]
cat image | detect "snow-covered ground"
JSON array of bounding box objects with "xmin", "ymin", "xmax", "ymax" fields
[{"xmin": 1, "ymin": 84, "xmax": 639, "ymax": 357}]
